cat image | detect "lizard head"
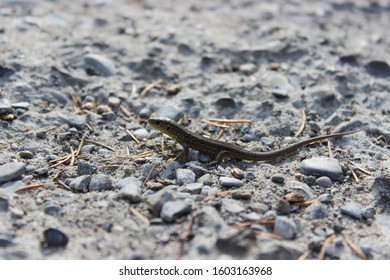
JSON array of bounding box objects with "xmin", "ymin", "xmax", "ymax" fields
[{"xmin": 147, "ymin": 116, "xmax": 180, "ymax": 141}]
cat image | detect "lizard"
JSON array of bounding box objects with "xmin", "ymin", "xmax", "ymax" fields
[{"xmin": 148, "ymin": 116, "xmax": 360, "ymax": 164}]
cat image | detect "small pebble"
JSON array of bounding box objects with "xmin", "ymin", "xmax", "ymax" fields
[
  {"xmin": 274, "ymin": 217, "xmax": 296, "ymax": 240},
  {"xmin": 0, "ymin": 196, "xmax": 9, "ymax": 212},
  {"xmin": 43, "ymin": 202, "xmax": 62, "ymax": 216},
  {"xmin": 274, "ymin": 199, "xmax": 290, "ymax": 215},
  {"xmin": 102, "ymin": 111, "xmax": 116, "ymax": 121},
  {"xmin": 147, "ymin": 188, "xmax": 176, "ymax": 215},
  {"xmin": 244, "ymin": 171, "xmax": 256, "ymax": 180},
  {"xmin": 219, "ymin": 176, "xmax": 243, "ymax": 188},
  {"xmin": 19, "ymin": 150, "xmax": 34, "ymax": 159},
  {"xmin": 223, "ymin": 200, "xmax": 245, "ymax": 214},
  {"xmin": 315, "ymin": 176, "xmax": 333, "ymax": 188},
  {"xmin": 88, "ymin": 174, "xmax": 112, "ymax": 191},
  {"xmin": 319, "ymin": 193, "xmax": 333, "ymax": 204},
  {"xmin": 239, "ymin": 63, "xmax": 257, "ymax": 75},
  {"xmin": 42, "ymin": 228, "xmax": 69, "ymax": 248},
  {"xmin": 83, "ymin": 53, "xmax": 115, "ymax": 76},
  {"xmin": 306, "ymin": 202, "xmax": 328, "ymax": 220},
  {"xmin": 340, "ymin": 202, "xmax": 362, "ymax": 220},
  {"xmin": 116, "ymin": 177, "xmax": 142, "ymax": 203},
  {"xmin": 142, "ymin": 163, "xmax": 159, "ymax": 178},
  {"xmin": 133, "ymin": 128, "xmax": 150, "ymax": 141},
  {"xmin": 271, "ymin": 174, "xmax": 285, "ymax": 184},
  {"xmin": 264, "ymin": 210, "xmax": 277, "ymax": 220},
  {"xmin": 0, "ymin": 98, "xmax": 13, "ymax": 114},
  {"xmin": 67, "ymin": 115, "xmax": 86, "ymax": 130},
  {"xmin": 160, "ymin": 200, "xmax": 192, "ymax": 222},
  {"xmin": 77, "ymin": 159, "xmax": 97, "ymax": 175},
  {"xmin": 176, "ymin": 169, "xmax": 196, "ymax": 185},
  {"xmin": 362, "ymin": 207, "xmax": 375, "ymax": 220},
  {"xmin": 178, "ymin": 183, "xmax": 203, "ymax": 194},
  {"xmin": 0, "ymin": 162, "xmax": 26, "ymax": 184},
  {"xmin": 300, "ymin": 158, "xmax": 344, "ymax": 182},
  {"xmin": 108, "ymin": 96, "xmax": 121, "ymax": 108},
  {"xmin": 10, "ymin": 207, "xmax": 24, "ymax": 219},
  {"xmin": 69, "ymin": 175, "xmax": 91, "ymax": 192}
]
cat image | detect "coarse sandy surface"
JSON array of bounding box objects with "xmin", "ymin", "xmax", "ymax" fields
[{"xmin": 0, "ymin": 0, "xmax": 390, "ymax": 260}]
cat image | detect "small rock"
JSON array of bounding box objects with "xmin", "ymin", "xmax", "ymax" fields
[
  {"xmin": 244, "ymin": 171, "xmax": 256, "ymax": 180},
  {"xmin": 43, "ymin": 202, "xmax": 62, "ymax": 216},
  {"xmin": 319, "ymin": 193, "xmax": 333, "ymax": 204},
  {"xmin": 315, "ymin": 176, "xmax": 333, "ymax": 188},
  {"xmin": 34, "ymin": 168, "xmax": 49, "ymax": 176},
  {"xmin": 178, "ymin": 183, "xmax": 203, "ymax": 194},
  {"xmin": 364, "ymin": 60, "xmax": 390, "ymax": 78},
  {"xmin": 219, "ymin": 177, "xmax": 243, "ymax": 188},
  {"xmin": 286, "ymin": 180, "xmax": 314, "ymax": 200},
  {"xmin": 147, "ymin": 188, "xmax": 176, "ymax": 215},
  {"xmin": 300, "ymin": 158, "xmax": 344, "ymax": 182},
  {"xmin": 306, "ymin": 202, "xmax": 328, "ymax": 220},
  {"xmin": 19, "ymin": 150, "xmax": 34, "ymax": 159},
  {"xmin": 116, "ymin": 177, "xmax": 143, "ymax": 203},
  {"xmin": 340, "ymin": 202, "xmax": 362, "ymax": 220},
  {"xmin": 160, "ymin": 200, "xmax": 192, "ymax": 222},
  {"xmin": 77, "ymin": 159, "xmax": 97, "ymax": 175},
  {"xmin": 275, "ymin": 199, "xmax": 291, "ymax": 215},
  {"xmin": 257, "ymin": 242, "xmax": 304, "ymax": 260},
  {"xmin": 198, "ymin": 206, "xmax": 227, "ymax": 234},
  {"xmin": 274, "ymin": 217, "xmax": 296, "ymax": 240},
  {"xmin": 102, "ymin": 111, "xmax": 116, "ymax": 121},
  {"xmin": 42, "ymin": 228, "xmax": 69, "ymax": 248},
  {"xmin": 133, "ymin": 128, "xmax": 150, "ymax": 141},
  {"xmin": 0, "ymin": 196, "xmax": 9, "ymax": 212},
  {"xmin": 0, "ymin": 162, "xmax": 26, "ymax": 184},
  {"xmin": 239, "ymin": 63, "xmax": 257, "ymax": 75},
  {"xmin": 271, "ymin": 174, "xmax": 285, "ymax": 184},
  {"xmin": 176, "ymin": 169, "xmax": 196, "ymax": 185},
  {"xmin": 67, "ymin": 115, "xmax": 86, "ymax": 130},
  {"xmin": 88, "ymin": 174, "xmax": 112, "ymax": 191},
  {"xmin": 0, "ymin": 98, "xmax": 13, "ymax": 114},
  {"xmin": 11, "ymin": 102, "xmax": 30, "ymax": 110},
  {"xmin": 108, "ymin": 96, "xmax": 121, "ymax": 108},
  {"xmin": 362, "ymin": 207, "xmax": 375, "ymax": 220},
  {"xmin": 249, "ymin": 203, "xmax": 269, "ymax": 214},
  {"xmin": 264, "ymin": 210, "xmax": 277, "ymax": 220},
  {"xmin": 223, "ymin": 199, "xmax": 245, "ymax": 214},
  {"xmin": 142, "ymin": 163, "xmax": 159, "ymax": 178},
  {"xmin": 69, "ymin": 175, "xmax": 91, "ymax": 192},
  {"xmin": 83, "ymin": 53, "xmax": 115, "ymax": 76},
  {"xmin": 10, "ymin": 207, "xmax": 24, "ymax": 218},
  {"xmin": 156, "ymin": 106, "xmax": 183, "ymax": 121},
  {"xmin": 263, "ymin": 72, "xmax": 294, "ymax": 98}
]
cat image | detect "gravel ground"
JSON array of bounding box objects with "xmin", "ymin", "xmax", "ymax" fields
[{"xmin": 1, "ymin": 0, "xmax": 390, "ymax": 260}]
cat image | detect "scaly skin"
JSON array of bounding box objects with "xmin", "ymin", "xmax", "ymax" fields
[{"xmin": 148, "ymin": 116, "xmax": 360, "ymax": 163}]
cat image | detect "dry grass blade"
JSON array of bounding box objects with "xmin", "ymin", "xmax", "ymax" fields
[
  {"xmin": 347, "ymin": 164, "xmax": 360, "ymax": 183},
  {"xmin": 76, "ymin": 135, "xmax": 86, "ymax": 156},
  {"xmin": 70, "ymin": 146, "xmax": 75, "ymax": 166},
  {"xmin": 201, "ymin": 119, "xmax": 230, "ymax": 128},
  {"xmin": 318, "ymin": 234, "xmax": 336, "ymax": 260},
  {"xmin": 216, "ymin": 128, "xmax": 225, "ymax": 140},
  {"xmin": 100, "ymin": 164, "xmax": 120, "ymax": 169},
  {"xmin": 254, "ymin": 230, "xmax": 284, "ymax": 241},
  {"xmin": 82, "ymin": 109, "xmax": 103, "ymax": 118},
  {"xmin": 343, "ymin": 233, "xmax": 368, "ymax": 259},
  {"xmin": 349, "ymin": 161, "xmax": 372, "ymax": 175},
  {"xmin": 86, "ymin": 122, "xmax": 94, "ymax": 131},
  {"xmin": 294, "ymin": 110, "xmax": 306, "ymax": 137},
  {"xmin": 176, "ymin": 211, "xmax": 202, "ymax": 259},
  {"xmin": 119, "ymin": 104, "xmax": 131, "ymax": 117},
  {"xmin": 207, "ymin": 118, "xmax": 252, "ymax": 124},
  {"xmin": 84, "ymin": 139, "xmax": 115, "ymax": 152},
  {"xmin": 140, "ymin": 80, "xmax": 162, "ymax": 97},
  {"xmin": 235, "ymin": 220, "xmax": 276, "ymax": 228},
  {"xmin": 298, "ymin": 250, "xmax": 311, "ymax": 260},
  {"xmin": 126, "ymin": 129, "xmax": 140, "ymax": 144},
  {"xmin": 294, "ymin": 198, "xmax": 319, "ymax": 206},
  {"xmin": 327, "ymin": 140, "xmax": 334, "ymax": 158},
  {"xmin": 142, "ymin": 161, "xmax": 158, "ymax": 186},
  {"xmin": 130, "ymin": 208, "xmax": 150, "ymax": 226},
  {"xmin": 15, "ymin": 183, "xmax": 45, "ymax": 193}
]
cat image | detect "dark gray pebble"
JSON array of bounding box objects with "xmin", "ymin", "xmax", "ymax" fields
[
  {"xmin": 315, "ymin": 176, "xmax": 333, "ymax": 188},
  {"xmin": 319, "ymin": 193, "xmax": 333, "ymax": 204},
  {"xmin": 274, "ymin": 199, "xmax": 290, "ymax": 215},
  {"xmin": 219, "ymin": 176, "xmax": 243, "ymax": 188},
  {"xmin": 244, "ymin": 171, "xmax": 256, "ymax": 180},
  {"xmin": 160, "ymin": 200, "xmax": 192, "ymax": 222},
  {"xmin": 340, "ymin": 202, "xmax": 362, "ymax": 220},
  {"xmin": 67, "ymin": 115, "xmax": 86, "ymax": 130},
  {"xmin": 300, "ymin": 158, "xmax": 344, "ymax": 182},
  {"xmin": 77, "ymin": 159, "xmax": 97, "ymax": 175},
  {"xmin": 142, "ymin": 163, "xmax": 159, "ymax": 178},
  {"xmin": 44, "ymin": 202, "xmax": 62, "ymax": 216},
  {"xmin": 257, "ymin": 242, "xmax": 304, "ymax": 260},
  {"xmin": 362, "ymin": 207, "xmax": 375, "ymax": 220},
  {"xmin": 306, "ymin": 202, "xmax": 328, "ymax": 220},
  {"xmin": 364, "ymin": 60, "xmax": 390, "ymax": 78},
  {"xmin": 0, "ymin": 196, "xmax": 9, "ymax": 212},
  {"xmin": 19, "ymin": 150, "xmax": 34, "ymax": 159},
  {"xmin": 42, "ymin": 228, "xmax": 69, "ymax": 248},
  {"xmin": 69, "ymin": 175, "xmax": 91, "ymax": 192},
  {"xmin": 147, "ymin": 188, "xmax": 176, "ymax": 215},
  {"xmin": 0, "ymin": 162, "xmax": 26, "ymax": 184},
  {"xmin": 178, "ymin": 183, "xmax": 203, "ymax": 194},
  {"xmin": 156, "ymin": 106, "xmax": 183, "ymax": 121},
  {"xmin": 88, "ymin": 174, "xmax": 112, "ymax": 191},
  {"xmin": 102, "ymin": 111, "xmax": 116, "ymax": 121},
  {"xmin": 271, "ymin": 174, "xmax": 285, "ymax": 184},
  {"xmin": 176, "ymin": 169, "xmax": 196, "ymax": 185}
]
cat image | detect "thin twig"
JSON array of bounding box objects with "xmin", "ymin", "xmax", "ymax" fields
[
  {"xmin": 119, "ymin": 105, "xmax": 131, "ymax": 117},
  {"xmin": 343, "ymin": 233, "xmax": 368, "ymax": 260},
  {"xmin": 176, "ymin": 210, "xmax": 201, "ymax": 259},
  {"xmin": 70, "ymin": 146, "xmax": 75, "ymax": 166},
  {"xmin": 142, "ymin": 161, "xmax": 158, "ymax": 186},
  {"xmin": 15, "ymin": 183, "xmax": 45, "ymax": 193},
  {"xmin": 235, "ymin": 220, "xmax": 276, "ymax": 228},
  {"xmin": 327, "ymin": 140, "xmax": 334, "ymax": 158},
  {"xmin": 319, "ymin": 234, "xmax": 336, "ymax": 260},
  {"xmin": 100, "ymin": 164, "xmax": 120, "ymax": 169},
  {"xmin": 216, "ymin": 128, "xmax": 225, "ymax": 140},
  {"xmin": 347, "ymin": 164, "xmax": 360, "ymax": 183},
  {"xmin": 349, "ymin": 161, "xmax": 372, "ymax": 175},
  {"xmin": 130, "ymin": 208, "xmax": 150, "ymax": 226},
  {"xmin": 253, "ymin": 230, "xmax": 284, "ymax": 241},
  {"xmin": 82, "ymin": 109, "xmax": 103, "ymax": 118},
  {"xmin": 126, "ymin": 129, "xmax": 140, "ymax": 144},
  {"xmin": 298, "ymin": 250, "xmax": 311, "ymax": 260},
  {"xmin": 207, "ymin": 118, "xmax": 252, "ymax": 124},
  {"xmin": 76, "ymin": 135, "xmax": 86, "ymax": 156},
  {"xmin": 294, "ymin": 198, "xmax": 319, "ymax": 207},
  {"xmin": 294, "ymin": 110, "xmax": 306, "ymax": 137},
  {"xmin": 140, "ymin": 80, "xmax": 162, "ymax": 97},
  {"xmin": 201, "ymin": 119, "xmax": 230, "ymax": 128},
  {"xmin": 84, "ymin": 139, "xmax": 115, "ymax": 152}
]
